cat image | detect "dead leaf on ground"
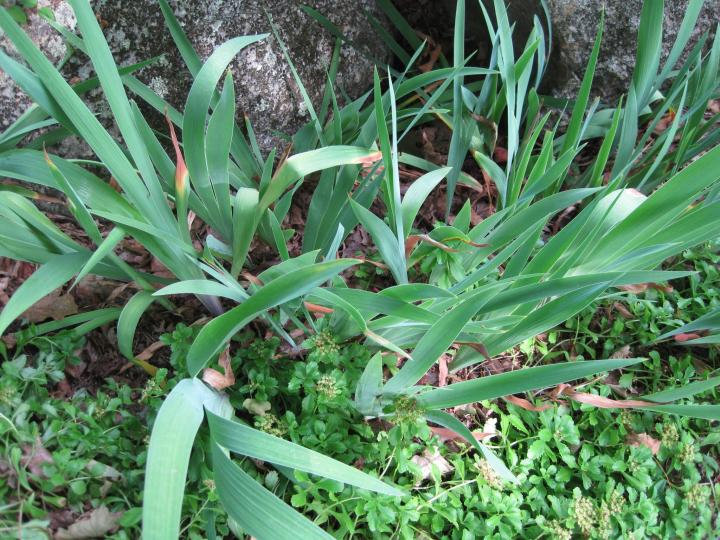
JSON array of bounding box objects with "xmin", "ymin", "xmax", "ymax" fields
[
  {"xmin": 438, "ymin": 355, "xmax": 449, "ymax": 387},
  {"xmin": 431, "ymin": 426, "xmax": 493, "ymax": 444},
  {"xmin": 65, "ymin": 360, "xmax": 87, "ymax": 379},
  {"xmin": 22, "ymin": 289, "xmax": 77, "ymax": 323},
  {"xmin": 74, "ymin": 275, "xmax": 126, "ymax": 304},
  {"xmin": 612, "ymin": 301, "xmax": 633, "ymax": 319},
  {"xmin": 653, "ymin": 109, "xmax": 676, "ymax": 134},
  {"xmin": 55, "ymin": 506, "xmax": 122, "ymax": 539},
  {"xmin": 411, "ymin": 449, "xmax": 453, "ymax": 481},
  {"xmin": 203, "ymin": 348, "xmax": 235, "ymax": 390},
  {"xmin": 418, "ymin": 43, "xmax": 442, "ymax": 72},
  {"xmin": 493, "ymin": 146, "xmax": 508, "ymax": 164},
  {"xmin": 482, "ymin": 417, "xmax": 498, "ymax": 441},
  {"xmin": 504, "ymin": 395, "xmax": 552, "ymax": 412},
  {"xmin": 626, "ymin": 433, "xmax": 661, "ymax": 455},
  {"xmin": 610, "ymin": 345, "xmax": 632, "ymax": 359},
  {"xmin": 553, "ymin": 384, "xmax": 655, "ymax": 409},
  {"xmin": 106, "ymin": 282, "xmax": 133, "ymax": 304},
  {"xmin": 242, "ymin": 398, "xmax": 271, "ymax": 416},
  {"xmin": 454, "ymin": 342, "xmax": 491, "ymax": 362},
  {"xmin": 150, "ymin": 258, "xmax": 173, "ymax": 278},
  {"xmin": 0, "ymin": 277, "xmax": 9, "ymax": 305},
  {"xmin": 22, "ymin": 437, "xmax": 54, "ymax": 477},
  {"xmin": 135, "ymin": 341, "xmax": 166, "ymax": 362}
]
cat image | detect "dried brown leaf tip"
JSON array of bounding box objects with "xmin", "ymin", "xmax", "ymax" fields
[
  {"xmin": 674, "ymin": 332, "xmax": 703, "ymax": 342},
  {"xmin": 165, "ymin": 109, "xmax": 188, "ymax": 199},
  {"xmin": 304, "ymin": 301, "xmax": 333, "ymax": 316},
  {"xmin": 552, "ymin": 383, "xmax": 655, "ymax": 409},
  {"xmin": 202, "ymin": 348, "xmax": 235, "ymax": 390},
  {"xmin": 618, "ymin": 282, "xmax": 673, "ymax": 294},
  {"xmin": 405, "ymin": 234, "xmax": 458, "ymax": 258},
  {"xmin": 352, "ymin": 150, "xmax": 383, "ymax": 167},
  {"xmin": 653, "ymin": 108, "xmax": 676, "ymax": 134}
]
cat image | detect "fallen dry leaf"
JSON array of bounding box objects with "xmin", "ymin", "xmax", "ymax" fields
[
  {"xmin": 612, "ymin": 301, "xmax": 634, "ymax": 319},
  {"xmin": 493, "ymin": 146, "xmax": 508, "ymax": 164},
  {"xmin": 430, "ymin": 426, "xmax": 493, "ymax": 443},
  {"xmin": 610, "ymin": 345, "xmax": 632, "ymax": 359},
  {"xmin": 653, "ymin": 109, "xmax": 676, "ymax": 135},
  {"xmin": 242, "ymin": 398, "xmax": 271, "ymax": 416},
  {"xmin": 418, "ymin": 43, "xmax": 442, "ymax": 72},
  {"xmin": 150, "ymin": 258, "xmax": 173, "ymax": 278},
  {"xmin": 482, "ymin": 417, "xmax": 498, "ymax": 441},
  {"xmin": 411, "ymin": 449, "xmax": 453, "ymax": 481},
  {"xmin": 106, "ymin": 282, "xmax": 132, "ymax": 304},
  {"xmin": 455, "ymin": 341, "xmax": 492, "ymax": 362},
  {"xmin": 55, "ymin": 506, "xmax": 122, "ymax": 539},
  {"xmin": 22, "ymin": 290, "xmax": 77, "ymax": 323},
  {"xmin": 65, "ymin": 360, "xmax": 87, "ymax": 379},
  {"xmin": 135, "ymin": 341, "xmax": 166, "ymax": 362},
  {"xmin": 202, "ymin": 348, "xmax": 235, "ymax": 390},
  {"xmin": 438, "ymin": 355, "xmax": 449, "ymax": 387},
  {"xmin": 504, "ymin": 395, "xmax": 552, "ymax": 412},
  {"xmin": 22, "ymin": 437, "xmax": 54, "ymax": 477},
  {"xmin": 553, "ymin": 384, "xmax": 656, "ymax": 409},
  {"xmin": 626, "ymin": 433, "xmax": 661, "ymax": 455}
]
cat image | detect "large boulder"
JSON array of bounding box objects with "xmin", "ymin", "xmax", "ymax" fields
[
  {"xmin": 508, "ymin": 0, "xmax": 720, "ymax": 102},
  {"xmin": 0, "ymin": 1, "xmax": 77, "ymax": 130},
  {"xmin": 392, "ymin": 0, "xmax": 718, "ymax": 104},
  {"xmin": 1, "ymin": 0, "xmax": 390, "ymax": 151}
]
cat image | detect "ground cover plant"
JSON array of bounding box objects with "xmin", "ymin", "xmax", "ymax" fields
[
  {"xmin": 0, "ymin": 0, "xmax": 719, "ymax": 538},
  {"xmin": 1, "ymin": 274, "xmax": 718, "ymax": 538}
]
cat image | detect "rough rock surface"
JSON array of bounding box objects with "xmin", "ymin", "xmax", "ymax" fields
[
  {"xmin": 1, "ymin": 0, "xmax": 389, "ymax": 151},
  {"xmin": 509, "ymin": 0, "xmax": 720, "ymax": 102},
  {"xmin": 392, "ymin": 0, "xmax": 719, "ymax": 103},
  {"xmin": 0, "ymin": 0, "xmax": 77, "ymax": 130}
]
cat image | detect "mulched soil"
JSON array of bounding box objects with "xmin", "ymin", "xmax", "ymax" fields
[{"xmin": 0, "ymin": 207, "xmax": 210, "ymax": 394}]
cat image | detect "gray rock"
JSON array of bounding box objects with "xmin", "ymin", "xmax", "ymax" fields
[
  {"xmin": 0, "ymin": 0, "xmax": 77, "ymax": 130},
  {"xmin": 508, "ymin": 0, "xmax": 720, "ymax": 102},
  {"xmin": 1, "ymin": 0, "xmax": 389, "ymax": 152}
]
